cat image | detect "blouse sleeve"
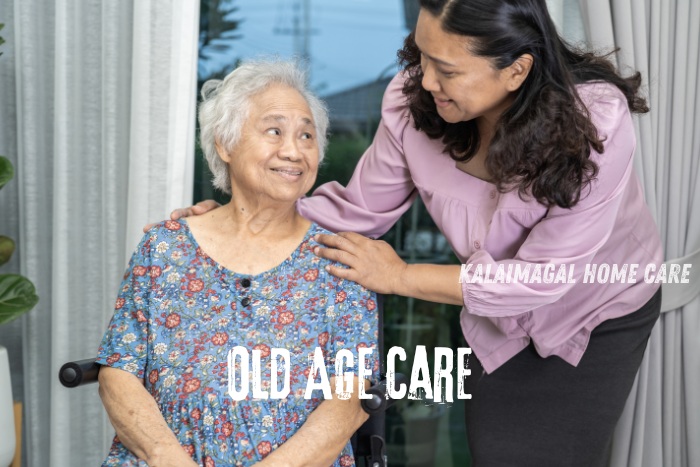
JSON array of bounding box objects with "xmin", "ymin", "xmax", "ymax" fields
[
  {"xmin": 324, "ymin": 278, "xmax": 380, "ymax": 385},
  {"xmin": 95, "ymin": 231, "xmax": 154, "ymax": 379},
  {"xmin": 297, "ymin": 73, "xmax": 418, "ymax": 239},
  {"xmin": 461, "ymin": 84, "xmax": 642, "ymax": 317}
]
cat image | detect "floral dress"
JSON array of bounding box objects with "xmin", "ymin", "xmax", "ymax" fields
[{"xmin": 96, "ymin": 220, "xmax": 379, "ymax": 467}]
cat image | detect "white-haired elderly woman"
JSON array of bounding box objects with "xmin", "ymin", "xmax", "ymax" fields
[{"xmin": 96, "ymin": 59, "xmax": 379, "ymax": 467}]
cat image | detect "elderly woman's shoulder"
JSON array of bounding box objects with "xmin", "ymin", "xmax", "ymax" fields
[
  {"xmin": 305, "ymin": 224, "xmax": 333, "ymax": 269},
  {"xmin": 137, "ymin": 219, "xmax": 192, "ymax": 251},
  {"xmin": 142, "ymin": 219, "xmax": 190, "ymax": 237},
  {"xmin": 305, "ymin": 223, "xmax": 374, "ymax": 293},
  {"xmin": 305, "ymin": 223, "xmax": 346, "ymax": 271},
  {"xmin": 129, "ymin": 219, "xmax": 195, "ymax": 265}
]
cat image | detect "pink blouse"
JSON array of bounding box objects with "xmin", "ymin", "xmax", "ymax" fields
[{"xmin": 298, "ymin": 73, "xmax": 662, "ymax": 373}]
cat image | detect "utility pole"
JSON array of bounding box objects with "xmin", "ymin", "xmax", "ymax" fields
[
  {"xmin": 302, "ymin": 0, "xmax": 310, "ymax": 62},
  {"xmin": 274, "ymin": 0, "xmax": 315, "ymax": 63}
]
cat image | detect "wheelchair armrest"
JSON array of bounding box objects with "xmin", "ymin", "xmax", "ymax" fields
[
  {"xmin": 361, "ymin": 373, "xmax": 409, "ymax": 416},
  {"xmin": 59, "ymin": 358, "xmax": 101, "ymax": 388},
  {"xmin": 59, "ymin": 359, "xmax": 409, "ymax": 411}
]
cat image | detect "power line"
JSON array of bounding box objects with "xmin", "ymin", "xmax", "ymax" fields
[{"xmin": 273, "ymin": 0, "xmax": 319, "ymax": 64}]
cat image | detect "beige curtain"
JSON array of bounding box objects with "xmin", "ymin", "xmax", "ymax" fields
[
  {"xmin": 0, "ymin": 0, "xmax": 199, "ymax": 465},
  {"xmin": 578, "ymin": 1, "xmax": 700, "ymax": 466}
]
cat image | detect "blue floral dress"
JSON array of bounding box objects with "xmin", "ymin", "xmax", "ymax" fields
[{"xmin": 97, "ymin": 220, "xmax": 379, "ymax": 467}]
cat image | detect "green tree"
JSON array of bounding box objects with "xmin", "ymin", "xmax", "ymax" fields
[
  {"xmin": 198, "ymin": 0, "xmax": 243, "ymax": 85},
  {"xmin": 194, "ymin": 1, "xmax": 244, "ymax": 203},
  {"xmin": 313, "ymin": 135, "xmax": 370, "ymax": 191}
]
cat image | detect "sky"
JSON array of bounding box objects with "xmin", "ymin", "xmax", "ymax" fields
[{"xmin": 200, "ymin": 0, "xmax": 411, "ymax": 96}]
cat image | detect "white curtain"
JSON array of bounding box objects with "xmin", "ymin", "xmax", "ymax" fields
[
  {"xmin": 546, "ymin": 0, "xmax": 587, "ymax": 44},
  {"xmin": 578, "ymin": 1, "xmax": 700, "ymax": 466},
  {"xmin": 0, "ymin": 0, "xmax": 199, "ymax": 465}
]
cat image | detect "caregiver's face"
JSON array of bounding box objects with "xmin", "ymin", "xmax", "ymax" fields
[{"xmin": 414, "ymin": 9, "xmax": 516, "ymax": 125}]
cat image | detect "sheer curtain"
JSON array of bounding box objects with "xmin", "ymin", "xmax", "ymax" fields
[
  {"xmin": 0, "ymin": 0, "xmax": 198, "ymax": 465},
  {"xmin": 578, "ymin": 1, "xmax": 700, "ymax": 466}
]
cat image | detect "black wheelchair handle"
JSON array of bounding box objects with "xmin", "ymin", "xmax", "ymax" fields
[
  {"xmin": 361, "ymin": 373, "xmax": 409, "ymax": 416},
  {"xmin": 60, "ymin": 359, "xmax": 409, "ymax": 419},
  {"xmin": 59, "ymin": 358, "xmax": 101, "ymax": 388}
]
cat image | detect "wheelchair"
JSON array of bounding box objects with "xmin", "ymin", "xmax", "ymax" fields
[{"xmin": 59, "ymin": 296, "xmax": 407, "ymax": 467}]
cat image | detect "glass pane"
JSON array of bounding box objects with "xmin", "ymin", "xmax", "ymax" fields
[
  {"xmin": 194, "ymin": 0, "xmax": 408, "ymax": 204},
  {"xmin": 195, "ymin": 2, "xmax": 588, "ymax": 466},
  {"xmin": 381, "ymin": 198, "xmax": 470, "ymax": 467}
]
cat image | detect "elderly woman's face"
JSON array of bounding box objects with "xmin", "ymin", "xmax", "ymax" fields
[{"xmin": 220, "ymin": 84, "xmax": 319, "ymax": 204}]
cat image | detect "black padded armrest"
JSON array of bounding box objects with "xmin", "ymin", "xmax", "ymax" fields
[
  {"xmin": 60, "ymin": 357, "xmax": 408, "ymax": 416},
  {"xmin": 59, "ymin": 358, "xmax": 101, "ymax": 388}
]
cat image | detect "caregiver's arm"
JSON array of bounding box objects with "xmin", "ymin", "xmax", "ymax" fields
[
  {"xmin": 256, "ymin": 377, "xmax": 370, "ymax": 467},
  {"xmin": 296, "ymin": 74, "xmax": 416, "ymax": 238},
  {"xmin": 315, "ymin": 231, "xmax": 464, "ymax": 306},
  {"xmin": 98, "ymin": 367, "xmax": 198, "ymax": 467},
  {"xmin": 318, "ymin": 84, "xmax": 647, "ymax": 313},
  {"xmin": 395, "ymin": 263, "xmax": 464, "ymax": 306}
]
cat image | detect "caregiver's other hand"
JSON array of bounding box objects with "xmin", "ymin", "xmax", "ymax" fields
[
  {"xmin": 313, "ymin": 232, "xmax": 407, "ymax": 295},
  {"xmin": 170, "ymin": 199, "xmax": 219, "ymax": 221},
  {"xmin": 142, "ymin": 200, "xmax": 220, "ymax": 232}
]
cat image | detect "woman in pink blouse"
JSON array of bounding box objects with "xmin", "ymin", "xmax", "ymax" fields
[{"xmin": 172, "ymin": 0, "xmax": 662, "ymax": 465}]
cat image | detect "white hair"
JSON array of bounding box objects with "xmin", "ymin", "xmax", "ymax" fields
[{"xmin": 198, "ymin": 58, "xmax": 330, "ymax": 195}]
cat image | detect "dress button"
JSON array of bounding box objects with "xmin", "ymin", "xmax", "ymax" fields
[
  {"xmin": 241, "ymin": 297, "xmax": 251, "ymax": 307},
  {"xmin": 241, "ymin": 278, "xmax": 251, "ymax": 288},
  {"xmin": 489, "ymin": 190, "xmax": 497, "ymax": 199},
  {"xmin": 473, "ymin": 240, "xmax": 481, "ymax": 250}
]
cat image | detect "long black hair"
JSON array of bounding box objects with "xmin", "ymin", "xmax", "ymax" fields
[{"xmin": 398, "ymin": 0, "xmax": 648, "ymax": 208}]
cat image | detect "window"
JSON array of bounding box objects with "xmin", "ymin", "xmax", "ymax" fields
[{"xmin": 195, "ymin": 2, "xmax": 587, "ymax": 465}]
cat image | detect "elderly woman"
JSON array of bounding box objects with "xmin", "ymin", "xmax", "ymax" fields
[{"xmin": 96, "ymin": 59, "xmax": 379, "ymax": 467}]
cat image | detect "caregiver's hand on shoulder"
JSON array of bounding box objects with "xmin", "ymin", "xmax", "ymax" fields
[
  {"xmin": 142, "ymin": 200, "xmax": 220, "ymax": 232},
  {"xmin": 314, "ymin": 232, "xmax": 408, "ymax": 295}
]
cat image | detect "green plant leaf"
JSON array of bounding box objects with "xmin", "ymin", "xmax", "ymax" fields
[
  {"xmin": 0, "ymin": 156, "xmax": 14, "ymax": 189},
  {"xmin": 0, "ymin": 274, "xmax": 39, "ymax": 325},
  {"xmin": 0, "ymin": 235, "xmax": 15, "ymax": 266}
]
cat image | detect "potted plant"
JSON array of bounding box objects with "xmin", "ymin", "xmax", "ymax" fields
[
  {"xmin": 0, "ymin": 155, "xmax": 39, "ymax": 325},
  {"xmin": 0, "ymin": 22, "xmax": 40, "ymax": 466},
  {"xmin": 0, "ymin": 157, "xmax": 39, "ymax": 467}
]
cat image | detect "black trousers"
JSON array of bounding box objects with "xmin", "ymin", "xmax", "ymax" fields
[{"xmin": 463, "ymin": 288, "xmax": 661, "ymax": 467}]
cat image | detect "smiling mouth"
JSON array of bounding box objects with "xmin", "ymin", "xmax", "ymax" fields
[
  {"xmin": 271, "ymin": 168, "xmax": 303, "ymax": 176},
  {"xmin": 434, "ymin": 97, "xmax": 452, "ymax": 108}
]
